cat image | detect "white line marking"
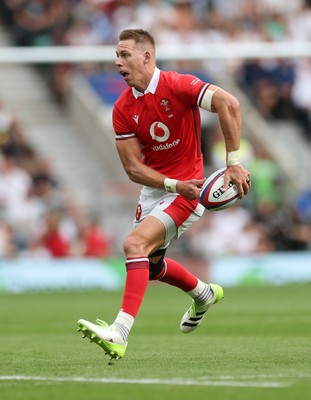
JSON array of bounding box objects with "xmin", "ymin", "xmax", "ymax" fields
[{"xmin": 0, "ymin": 375, "xmax": 288, "ymax": 388}]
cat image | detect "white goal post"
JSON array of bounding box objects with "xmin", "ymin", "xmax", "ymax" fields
[{"xmin": 0, "ymin": 42, "xmax": 310, "ymax": 63}]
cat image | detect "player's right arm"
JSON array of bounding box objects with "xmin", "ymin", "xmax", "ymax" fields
[
  {"xmin": 116, "ymin": 137, "xmax": 204, "ymax": 200},
  {"xmin": 116, "ymin": 136, "xmax": 166, "ymax": 189}
]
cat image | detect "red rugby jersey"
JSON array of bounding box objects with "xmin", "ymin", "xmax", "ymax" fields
[{"xmin": 113, "ymin": 68, "xmax": 210, "ymax": 181}]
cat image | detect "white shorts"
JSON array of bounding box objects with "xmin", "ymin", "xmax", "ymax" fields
[{"xmin": 133, "ymin": 186, "xmax": 205, "ymax": 249}]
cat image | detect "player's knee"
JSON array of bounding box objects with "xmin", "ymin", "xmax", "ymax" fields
[{"xmin": 123, "ymin": 233, "xmax": 145, "ymax": 257}]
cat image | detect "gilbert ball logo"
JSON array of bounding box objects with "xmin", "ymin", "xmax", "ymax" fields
[{"xmin": 150, "ymin": 122, "xmax": 170, "ymax": 142}]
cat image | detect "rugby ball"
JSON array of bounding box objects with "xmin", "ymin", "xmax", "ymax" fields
[{"xmin": 200, "ymin": 168, "xmax": 239, "ymax": 211}]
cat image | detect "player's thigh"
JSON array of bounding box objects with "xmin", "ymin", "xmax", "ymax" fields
[{"xmin": 125, "ymin": 215, "xmax": 166, "ymax": 256}]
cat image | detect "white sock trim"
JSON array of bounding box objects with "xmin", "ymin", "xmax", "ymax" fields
[
  {"xmin": 187, "ymin": 280, "xmax": 209, "ymax": 299},
  {"xmin": 114, "ymin": 310, "xmax": 135, "ymax": 331}
]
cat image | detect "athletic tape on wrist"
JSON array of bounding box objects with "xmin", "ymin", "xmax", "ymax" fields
[
  {"xmin": 164, "ymin": 177, "xmax": 178, "ymax": 193},
  {"xmin": 227, "ymin": 150, "xmax": 240, "ymax": 166}
]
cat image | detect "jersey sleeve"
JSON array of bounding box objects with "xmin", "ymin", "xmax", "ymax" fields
[
  {"xmin": 173, "ymin": 73, "xmax": 210, "ymax": 107},
  {"xmin": 112, "ymin": 104, "xmax": 136, "ymax": 140}
]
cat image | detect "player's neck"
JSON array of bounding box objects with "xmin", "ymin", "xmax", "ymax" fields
[{"xmin": 134, "ymin": 66, "xmax": 156, "ymax": 94}]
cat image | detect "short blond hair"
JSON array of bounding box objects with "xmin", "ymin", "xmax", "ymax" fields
[{"xmin": 119, "ymin": 29, "xmax": 155, "ymax": 49}]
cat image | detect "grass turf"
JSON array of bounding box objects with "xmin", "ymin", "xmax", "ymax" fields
[{"xmin": 0, "ymin": 283, "xmax": 310, "ymax": 400}]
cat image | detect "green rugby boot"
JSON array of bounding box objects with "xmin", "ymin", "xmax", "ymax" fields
[
  {"xmin": 77, "ymin": 318, "xmax": 127, "ymax": 363},
  {"xmin": 180, "ymin": 284, "xmax": 224, "ymax": 333}
]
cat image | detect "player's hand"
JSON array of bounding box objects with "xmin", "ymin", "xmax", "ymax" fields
[
  {"xmin": 176, "ymin": 179, "xmax": 206, "ymax": 200},
  {"xmin": 223, "ymin": 164, "xmax": 251, "ymax": 198}
]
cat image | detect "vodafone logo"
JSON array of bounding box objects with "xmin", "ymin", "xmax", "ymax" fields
[
  {"xmin": 150, "ymin": 122, "xmax": 170, "ymax": 142},
  {"xmin": 149, "ymin": 121, "xmax": 180, "ymax": 151}
]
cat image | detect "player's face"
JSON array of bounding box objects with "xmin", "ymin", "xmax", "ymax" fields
[{"xmin": 115, "ymin": 39, "xmax": 148, "ymax": 91}]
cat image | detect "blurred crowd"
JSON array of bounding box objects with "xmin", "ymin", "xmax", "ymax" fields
[
  {"xmin": 0, "ymin": 0, "xmax": 311, "ymax": 259},
  {"xmin": 0, "ymin": 99, "xmax": 113, "ymax": 258}
]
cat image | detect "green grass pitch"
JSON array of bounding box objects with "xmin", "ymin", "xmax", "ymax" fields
[{"xmin": 1, "ymin": 283, "xmax": 310, "ymax": 400}]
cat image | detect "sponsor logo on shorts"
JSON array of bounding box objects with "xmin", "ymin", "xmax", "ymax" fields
[{"xmin": 135, "ymin": 204, "xmax": 142, "ymax": 221}]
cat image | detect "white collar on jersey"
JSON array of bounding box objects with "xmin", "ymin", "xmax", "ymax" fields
[{"xmin": 132, "ymin": 67, "xmax": 160, "ymax": 99}]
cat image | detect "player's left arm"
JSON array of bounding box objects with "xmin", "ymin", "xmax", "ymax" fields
[{"xmin": 205, "ymin": 85, "xmax": 251, "ymax": 198}]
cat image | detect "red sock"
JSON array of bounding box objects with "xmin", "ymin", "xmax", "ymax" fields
[
  {"xmin": 121, "ymin": 257, "xmax": 150, "ymax": 318},
  {"xmin": 160, "ymin": 258, "xmax": 198, "ymax": 292}
]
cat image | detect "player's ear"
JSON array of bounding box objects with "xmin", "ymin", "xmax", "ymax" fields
[{"xmin": 143, "ymin": 51, "xmax": 151, "ymax": 64}]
